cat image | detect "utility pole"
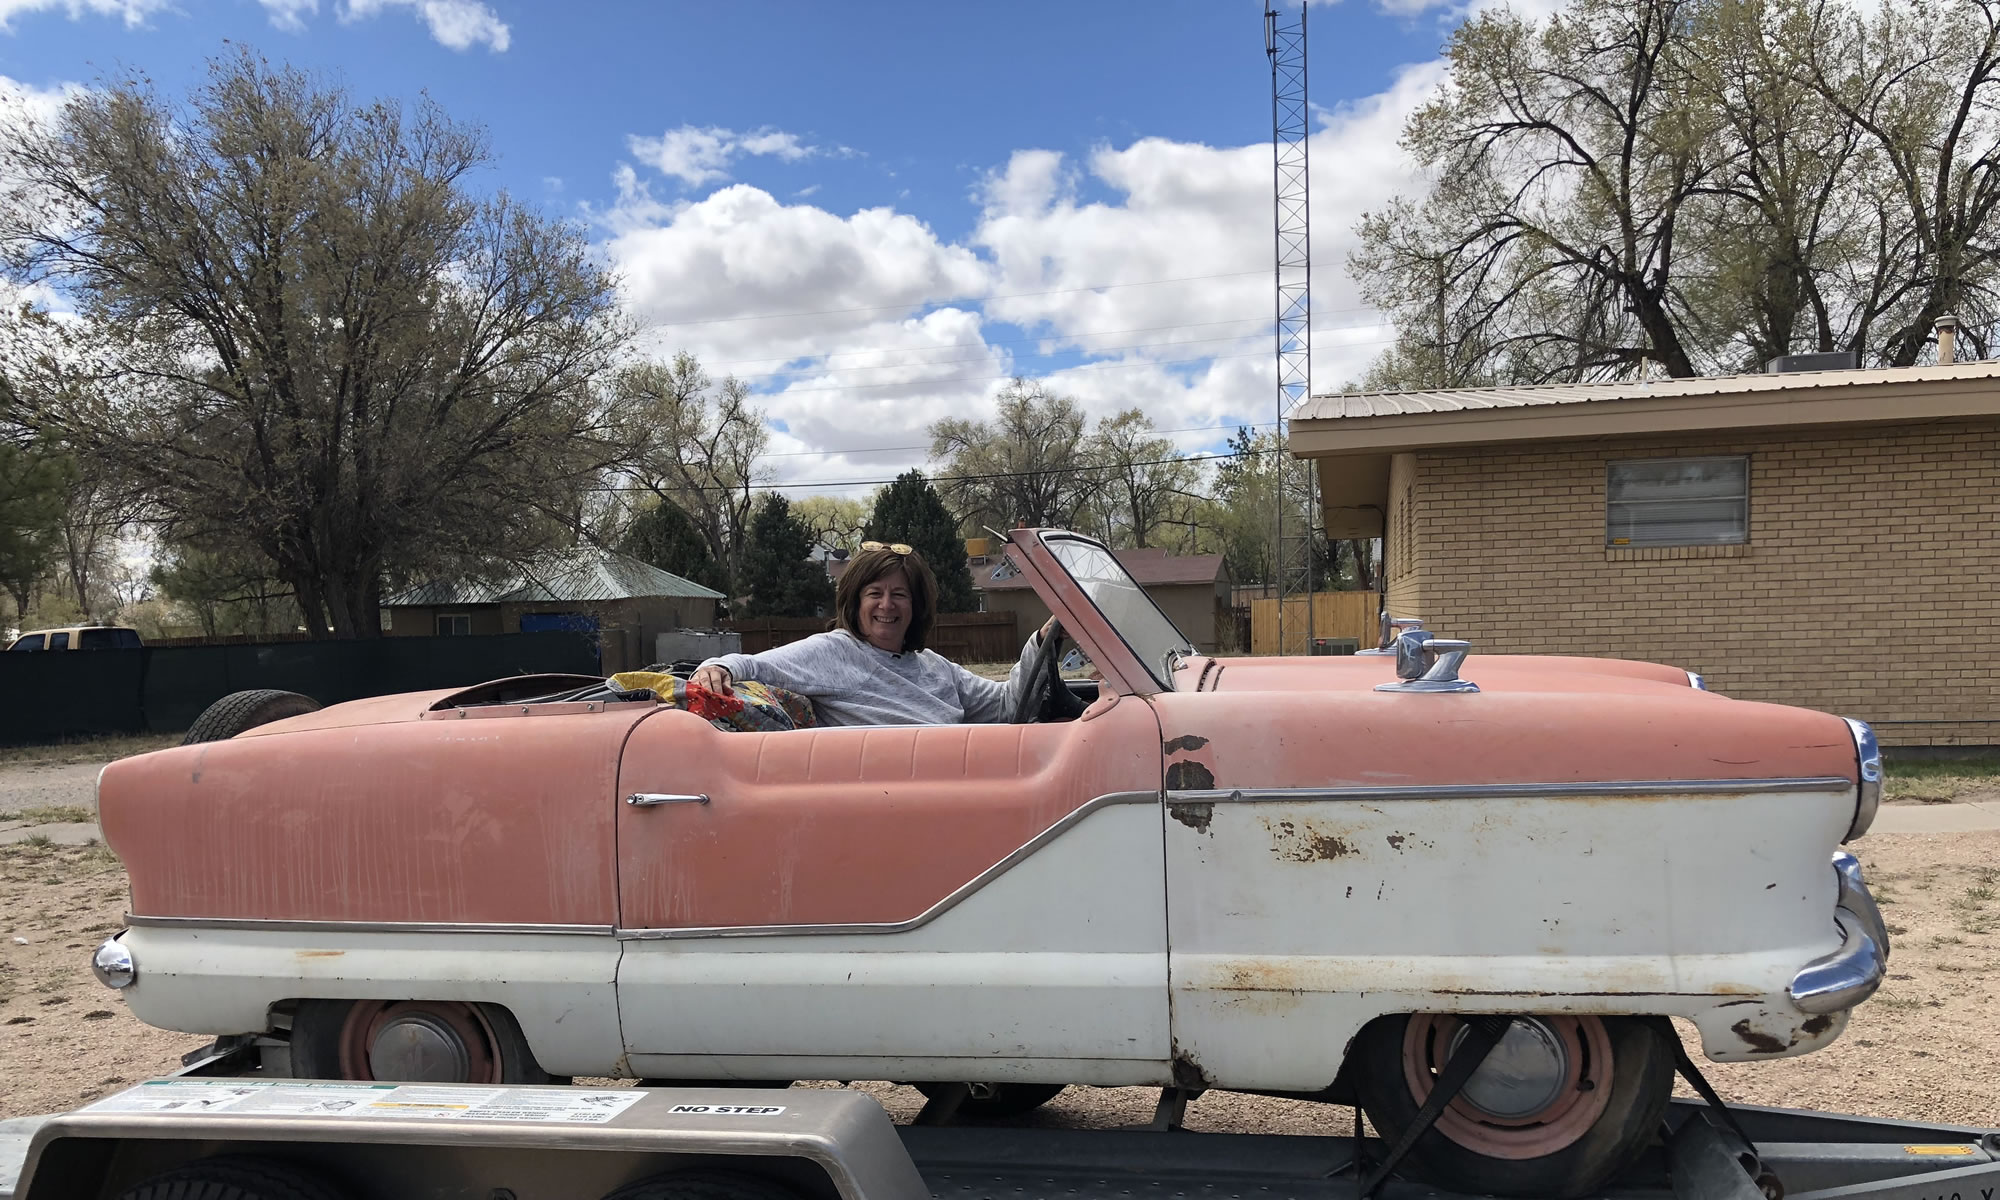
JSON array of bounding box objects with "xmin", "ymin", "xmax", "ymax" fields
[{"xmin": 1267, "ymin": 2, "xmax": 1318, "ymax": 654}]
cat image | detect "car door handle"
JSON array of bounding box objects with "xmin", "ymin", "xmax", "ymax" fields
[{"xmin": 626, "ymin": 793, "xmax": 710, "ymax": 806}]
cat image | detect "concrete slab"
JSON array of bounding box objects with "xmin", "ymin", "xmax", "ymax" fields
[
  {"xmin": 1872, "ymin": 800, "xmax": 2000, "ymax": 834},
  {"xmin": 0, "ymin": 821, "xmax": 100, "ymax": 846}
]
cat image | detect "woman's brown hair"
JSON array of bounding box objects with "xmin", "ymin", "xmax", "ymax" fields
[{"xmin": 834, "ymin": 545, "xmax": 937, "ymax": 653}]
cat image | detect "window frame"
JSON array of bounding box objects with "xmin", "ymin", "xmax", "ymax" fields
[
  {"xmin": 436, "ymin": 613, "xmax": 473, "ymax": 637},
  {"xmin": 1605, "ymin": 455, "xmax": 1750, "ymax": 548}
]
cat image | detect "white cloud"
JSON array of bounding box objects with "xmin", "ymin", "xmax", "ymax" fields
[
  {"xmin": 629, "ymin": 124, "xmax": 824, "ymax": 188},
  {"xmin": 257, "ymin": 0, "xmax": 317, "ymax": 33},
  {"xmin": 586, "ymin": 60, "xmax": 1444, "ymax": 493},
  {"xmin": 0, "ymin": 0, "xmax": 167, "ymax": 30},
  {"xmin": 335, "ymin": 0, "xmax": 510, "ymax": 52}
]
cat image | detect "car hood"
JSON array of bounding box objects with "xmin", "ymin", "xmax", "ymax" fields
[{"xmin": 1194, "ymin": 652, "xmax": 1698, "ymax": 695}]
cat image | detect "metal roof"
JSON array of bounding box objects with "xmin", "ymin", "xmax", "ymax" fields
[
  {"xmin": 386, "ymin": 548, "xmax": 726, "ymax": 607},
  {"xmin": 1292, "ymin": 360, "xmax": 2000, "ymax": 422}
]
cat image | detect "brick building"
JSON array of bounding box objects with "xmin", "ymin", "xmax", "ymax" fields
[{"xmin": 1290, "ymin": 361, "xmax": 2000, "ymax": 746}]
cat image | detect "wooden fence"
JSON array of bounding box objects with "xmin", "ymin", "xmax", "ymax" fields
[
  {"xmin": 724, "ymin": 610, "xmax": 1021, "ymax": 663},
  {"xmin": 1249, "ymin": 590, "xmax": 1381, "ymax": 656}
]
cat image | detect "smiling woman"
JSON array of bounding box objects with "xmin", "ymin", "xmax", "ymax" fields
[{"xmin": 690, "ymin": 543, "xmax": 1050, "ymax": 726}]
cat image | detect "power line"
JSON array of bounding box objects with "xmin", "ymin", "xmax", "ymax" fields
[
  {"xmin": 705, "ymin": 315, "xmax": 1398, "ymax": 389},
  {"xmin": 639, "ymin": 269, "xmax": 1274, "ymax": 328},
  {"xmin": 602, "ymin": 443, "xmax": 1289, "ymax": 496},
  {"xmin": 750, "ymin": 417, "xmax": 1284, "ymax": 462}
]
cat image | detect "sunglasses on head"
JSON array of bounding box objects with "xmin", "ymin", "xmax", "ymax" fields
[{"xmin": 860, "ymin": 540, "xmax": 914, "ymax": 555}]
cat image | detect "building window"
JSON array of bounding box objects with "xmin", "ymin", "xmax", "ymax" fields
[
  {"xmin": 436, "ymin": 614, "xmax": 472, "ymax": 636},
  {"xmin": 1606, "ymin": 456, "xmax": 1749, "ymax": 546}
]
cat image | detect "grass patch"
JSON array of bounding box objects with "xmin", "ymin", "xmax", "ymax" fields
[
  {"xmin": 0, "ymin": 732, "xmax": 179, "ymax": 767},
  {"xmin": 11, "ymin": 805, "xmax": 93, "ymax": 826},
  {"xmin": 1884, "ymin": 753, "xmax": 2000, "ymax": 802},
  {"xmin": 1968, "ymin": 885, "xmax": 1997, "ymax": 903}
]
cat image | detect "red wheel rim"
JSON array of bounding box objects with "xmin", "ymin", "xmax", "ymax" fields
[
  {"xmin": 1400, "ymin": 1014, "xmax": 1616, "ymax": 1160},
  {"xmin": 334, "ymin": 1000, "xmax": 500, "ymax": 1083}
]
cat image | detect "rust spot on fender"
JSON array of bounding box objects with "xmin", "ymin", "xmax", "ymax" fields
[
  {"xmin": 1163, "ymin": 734, "xmax": 1210, "ymax": 754},
  {"xmin": 1800, "ymin": 1014, "xmax": 1833, "ymax": 1036},
  {"xmin": 1168, "ymin": 802, "xmax": 1213, "ymax": 833},
  {"xmin": 1386, "ymin": 833, "xmax": 1405, "ymax": 850},
  {"xmin": 1171, "ymin": 1044, "xmax": 1213, "ymax": 1089},
  {"xmin": 294, "ymin": 950, "xmax": 344, "ymax": 959},
  {"xmin": 1265, "ymin": 817, "xmax": 1355, "ymax": 862},
  {"xmin": 1731, "ymin": 1019, "xmax": 1790, "ymax": 1054},
  {"xmin": 1165, "ymin": 761, "xmax": 1215, "ymax": 790}
]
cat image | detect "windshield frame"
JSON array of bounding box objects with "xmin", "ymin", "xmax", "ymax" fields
[{"xmin": 1035, "ymin": 531, "xmax": 1196, "ymax": 692}]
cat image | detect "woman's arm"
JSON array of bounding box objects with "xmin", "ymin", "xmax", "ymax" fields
[
  {"xmin": 694, "ymin": 633, "xmax": 853, "ymax": 699},
  {"xmin": 955, "ymin": 620, "xmax": 1052, "ymax": 724}
]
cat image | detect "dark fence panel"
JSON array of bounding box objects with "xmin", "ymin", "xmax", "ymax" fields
[
  {"xmin": 721, "ymin": 612, "xmax": 1019, "ymax": 662},
  {"xmin": 0, "ymin": 632, "xmax": 600, "ymax": 745},
  {"xmin": 0, "ymin": 650, "xmax": 148, "ymax": 741}
]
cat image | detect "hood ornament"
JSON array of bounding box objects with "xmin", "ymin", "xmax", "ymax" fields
[
  {"xmin": 1358, "ymin": 614, "xmax": 1423, "ymax": 656},
  {"xmin": 1374, "ymin": 628, "xmax": 1479, "ymax": 694}
]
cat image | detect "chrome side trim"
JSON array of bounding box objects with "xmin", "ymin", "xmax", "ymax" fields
[
  {"xmin": 1164, "ymin": 777, "xmax": 1852, "ymax": 804},
  {"xmin": 1685, "ymin": 671, "xmax": 1707, "ymax": 690},
  {"xmin": 124, "ymin": 915, "xmax": 615, "ymax": 936},
  {"xmin": 616, "ymin": 790, "xmax": 1161, "ymax": 941},
  {"xmin": 1842, "ymin": 717, "xmax": 1882, "ymax": 841}
]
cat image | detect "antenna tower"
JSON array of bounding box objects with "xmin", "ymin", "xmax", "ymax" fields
[{"xmin": 1267, "ymin": 2, "xmax": 1318, "ymax": 653}]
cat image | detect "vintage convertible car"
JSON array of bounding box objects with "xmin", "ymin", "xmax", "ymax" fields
[{"xmin": 89, "ymin": 528, "xmax": 1888, "ymax": 1197}]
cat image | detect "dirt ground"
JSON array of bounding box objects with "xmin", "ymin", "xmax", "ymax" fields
[{"xmin": 3, "ymin": 826, "xmax": 1994, "ymax": 1132}]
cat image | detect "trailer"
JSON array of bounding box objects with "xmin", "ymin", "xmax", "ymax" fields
[{"xmin": 6, "ymin": 1056, "xmax": 1997, "ymax": 1200}]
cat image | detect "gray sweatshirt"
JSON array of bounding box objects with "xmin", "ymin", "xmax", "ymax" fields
[{"xmin": 698, "ymin": 629, "xmax": 1043, "ymax": 727}]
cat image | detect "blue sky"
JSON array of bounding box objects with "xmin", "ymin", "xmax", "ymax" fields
[{"xmin": 2, "ymin": 0, "xmax": 1466, "ymax": 495}]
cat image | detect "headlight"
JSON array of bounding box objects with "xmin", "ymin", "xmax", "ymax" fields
[
  {"xmin": 92, "ymin": 935, "xmax": 135, "ymax": 989},
  {"xmin": 1842, "ymin": 718, "xmax": 1882, "ymax": 841}
]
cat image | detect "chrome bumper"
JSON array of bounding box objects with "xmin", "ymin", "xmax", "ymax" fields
[{"xmin": 1788, "ymin": 852, "xmax": 1889, "ymax": 1015}]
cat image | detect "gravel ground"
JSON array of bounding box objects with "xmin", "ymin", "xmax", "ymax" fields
[{"xmin": 2, "ymin": 751, "xmax": 1994, "ymax": 1133}]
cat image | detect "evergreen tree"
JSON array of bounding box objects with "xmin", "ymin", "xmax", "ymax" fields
[
  {"xmin": 619, "ymin": 498, "xmax": 727, "ymax": 596},
  {"xmin": 867, "ymin": 470, "xmax": 976, "ymax": 613},
  {"xmin": 739, "ymin": 494, "xmax": 832, "ymax": 618}
]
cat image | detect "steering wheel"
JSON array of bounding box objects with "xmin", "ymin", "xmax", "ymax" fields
[{"xmin": 1014, "ymin": 621, "xmax": 1088, "ymax": 724}]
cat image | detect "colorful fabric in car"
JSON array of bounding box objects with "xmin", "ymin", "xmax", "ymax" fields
[{"xmin": 607, "ymin": 672, "xmax": 820, "ymax": 731}]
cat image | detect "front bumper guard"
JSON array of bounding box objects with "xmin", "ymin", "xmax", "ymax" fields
[{"xmin": 1787, "ymin": 852, "xmax": 1890, "ymax": 1015}]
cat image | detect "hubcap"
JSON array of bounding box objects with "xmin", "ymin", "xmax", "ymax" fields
[
  {"xmin": 368, "ymin": 1012, "xmax": 473, "ymax": 1081},
  {"xmin": 1450, "ymin": 1017, "xmax": 1570, "ymax": 1119}
]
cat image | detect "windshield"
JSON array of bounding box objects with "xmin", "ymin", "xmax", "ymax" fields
[{"xmin": 1040, "ymin": 534, "xmax": 1195, "ymax": 690}]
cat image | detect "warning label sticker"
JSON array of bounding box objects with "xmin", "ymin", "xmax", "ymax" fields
[
  {"xmin": 85, "ymin": 1080, "xmax": 644, "ymax": 1124},
  {"xmin": 667, "ymin": 1104, "xmax": 787, "ymax": 1116}
]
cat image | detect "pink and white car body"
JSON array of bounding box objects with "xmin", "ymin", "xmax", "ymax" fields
[{"xmin": 92, "ymin": 528, "xmax": 1886, "ymax": 1090}]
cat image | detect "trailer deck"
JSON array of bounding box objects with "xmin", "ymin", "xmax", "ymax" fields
[{"xmin": 6, "ymin": 1078, "xmax": 1995, "ymax": 1200}]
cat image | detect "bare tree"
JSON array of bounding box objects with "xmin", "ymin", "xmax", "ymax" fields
[
  {"xmin": 0, "ymin": 52, "xmax": 627, "ymax": 637},
  {"xmin": 930, "ymin": 379, "xmax": 1096, "ymax": 531},
  {"xmin": 1085, "ymin": 409, "xmax": 1199, "ymax": 549},
  {"xmin": 607, "ymin": 353, "xmax": 769, "ymax": 595}
]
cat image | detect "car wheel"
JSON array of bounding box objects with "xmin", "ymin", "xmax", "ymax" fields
[
  {"xmin": 116, "ymin": 1154, "xmax": 350, "ymax": 1200},
  {"xmin": 912, "ymin": 1081, "xmax": 1068, "ymax": 1118},
  {"xmin": 1351, "ymin": 1013, "xmax": 1675, "ymax": 1199},
  {"xmin": 600, "ymin": 1168, "xmax": 805, "ymax": 1200},
  {"xmin": 290, "ymin": 999, "xmax": 558, "ymax": 1084},
  {"xmin": 180, "ymin": 689, "xmax": 321, "ymax": 745}
]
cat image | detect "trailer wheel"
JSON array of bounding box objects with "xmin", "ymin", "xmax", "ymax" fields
[
  {"xmin": 180, "ymin": 689, "xmax": 321, "ymax": 745},
  {"xmin": 601, "ymin": 1168, "xmax": 806, "ymax": 1200},
  {"xmin": 913, "ymin": 1082, "xmax": 1068, "ymax": 1117},
  {"xmin": 290, "ymin": 998, "xmax": 557, "ymax": 1084},
  {"xmin": 1351, "ymin": 1013, "xmax": 1674, "ymax": 1199},
  {"xmin": 117, "ymin": 1154, "xmax": 350, "ymax": 1200}
]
